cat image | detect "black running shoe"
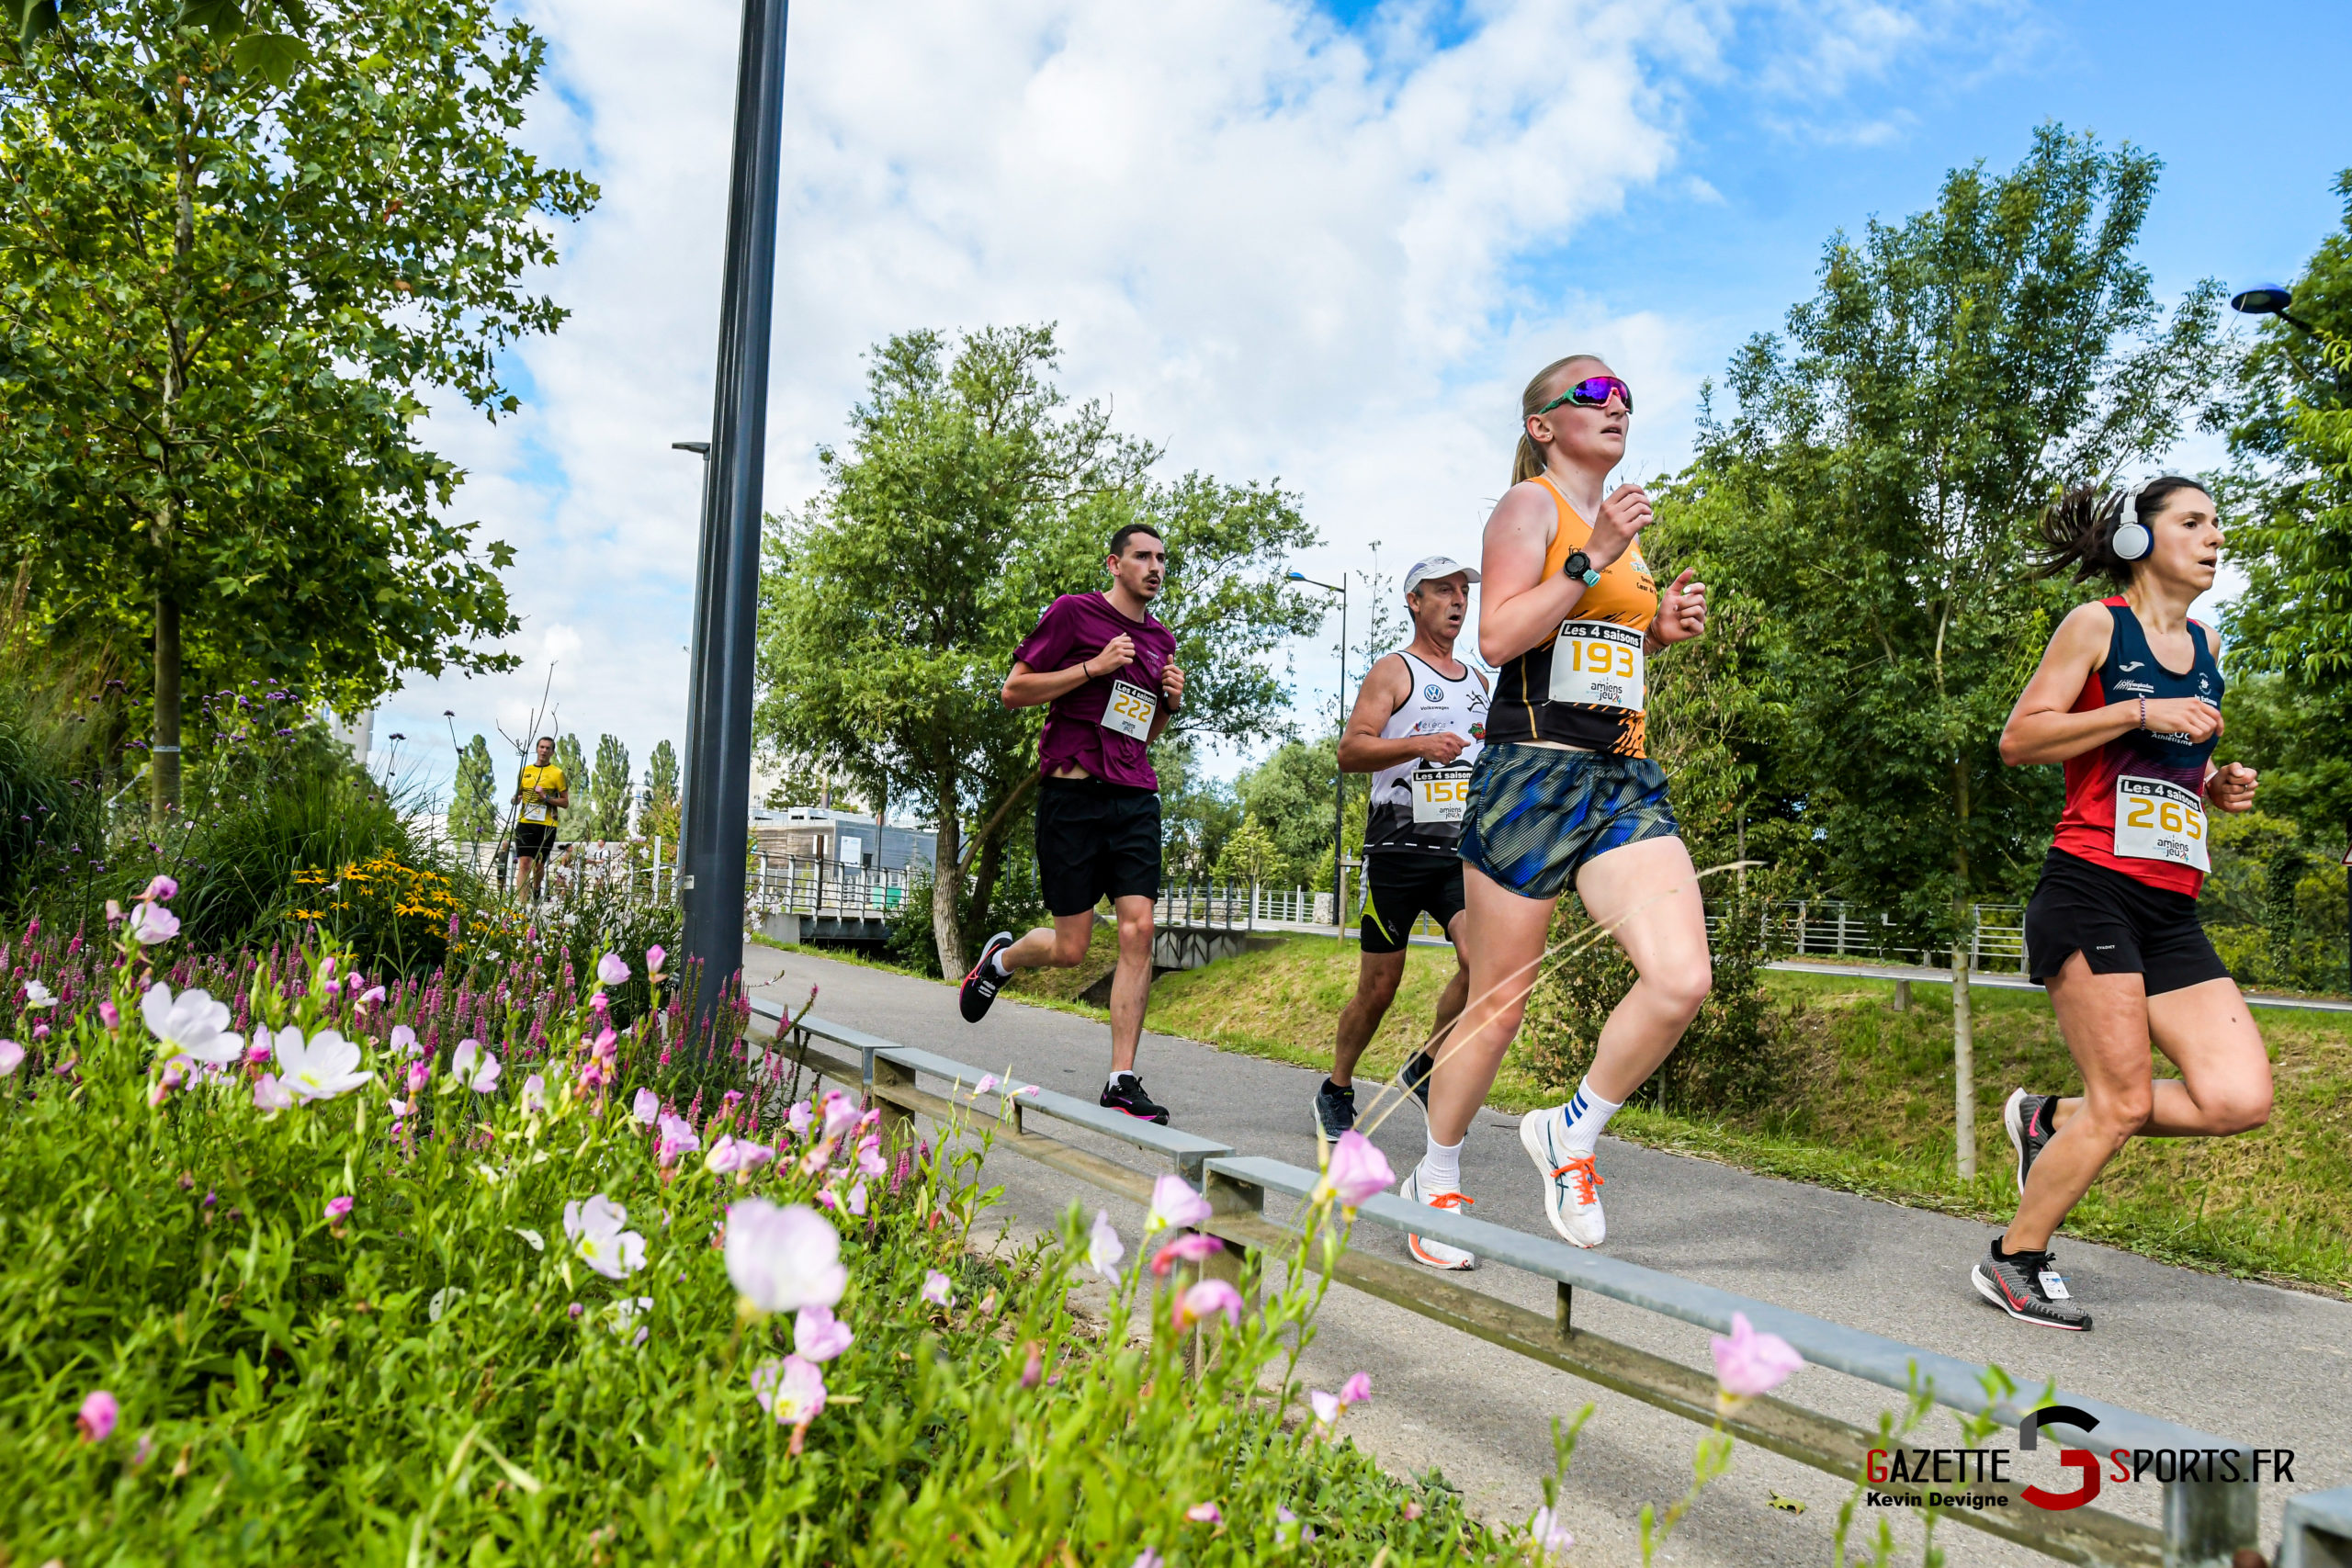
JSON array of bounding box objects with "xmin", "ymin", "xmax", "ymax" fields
[
  {"xmin": 1313, "ymin": 1078, "xmax": 1356, "ymax": 1141},
  {"xmin": 2004, "ymin": 1089, "xmax": 2056, "ymax": 1195},
  {"xmin": 1398, "ymin": 1049, "xmax": 1437, "ymax": 1116},
  {"xmin": 958, "ymin": 932, "xmax": 1014, "ymax": 1023},
  {"xmin": 1971, "ymin": 1239, "xmax": 2092, "ymax": 1331},
  {"xmin": 1101, "ymin": 1073, "xmax": 1170, "ymax": 1125}
]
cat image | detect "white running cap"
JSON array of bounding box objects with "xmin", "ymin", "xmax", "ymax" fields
[{"xmin": 1403, "ymin": 555, "xmax": 1481, "ymax": 592}]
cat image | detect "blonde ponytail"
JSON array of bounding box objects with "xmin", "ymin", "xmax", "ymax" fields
[{"xmin": 1513, "ymin": 354, "xmax": 1605, "ymax": 486}]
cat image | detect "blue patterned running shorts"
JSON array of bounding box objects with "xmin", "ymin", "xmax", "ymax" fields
[{"xmin": 1457, "ymin": 743, "xmax": 1680, "ymax": 900}]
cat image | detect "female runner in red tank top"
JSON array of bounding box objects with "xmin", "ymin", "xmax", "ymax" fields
[{"xmin": 1978, "ymin": 477, "xmax": 2267, "ymax": 1331}]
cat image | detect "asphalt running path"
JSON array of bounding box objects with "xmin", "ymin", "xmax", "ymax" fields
[{"xmin": 741, "ymin": 945, "xmax": 2350, "ymax": 1566}]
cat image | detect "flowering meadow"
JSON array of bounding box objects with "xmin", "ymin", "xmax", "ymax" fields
[{"xmin": 0, "ymin": 880, "xmax": 1521, "ymax": 1563}]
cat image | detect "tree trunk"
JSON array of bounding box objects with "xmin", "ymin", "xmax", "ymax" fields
[
  {"xmin": 1951, "ymin": 941, "xmax": 1975, "ymax": 1182},
  {"xmin": 151, "ymin": 589, "xmax": 182, "ymax": 818},
  {"xmin": 931, "ymin": 773, "xmax": 965, "ymax": 978}
]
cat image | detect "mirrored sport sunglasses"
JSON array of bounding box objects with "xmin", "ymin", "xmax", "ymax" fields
[{"xmin": 1533, "ymin": 376, "xmax": 1633, "ymax": 417}]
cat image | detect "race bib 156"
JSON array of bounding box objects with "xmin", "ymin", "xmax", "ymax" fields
[
  {"xmin": 1101, "ymin": 678, "xmax": 1157, "ymax": 740},
  {"xmin": 1410, "ymin": 765, "xmax": 1473, "ymax": 824},
  {"xmin": 2113, "ymin": 776, "xmax": 2208, "ymax": 872},
  {"xmin": 1548, "ymin": 621, "xmax": 1645, "ymax": 711}
]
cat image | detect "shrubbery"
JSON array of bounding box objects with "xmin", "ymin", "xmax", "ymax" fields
[{"xmin": 0, "ymin": 881, "xmax": 1520, "ymax": 1564}]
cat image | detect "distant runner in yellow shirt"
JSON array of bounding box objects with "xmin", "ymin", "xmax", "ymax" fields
[{"xmin": 512, "ymin": 736, "xmax": 570, "ymax": 903}]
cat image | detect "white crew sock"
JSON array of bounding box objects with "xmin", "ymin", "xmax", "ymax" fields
[
  {"xmin": 1557, "ymin": 1077, "xmax": 1623, "ymax": 1154},
  {"xmin": 1107, "ymin": 1070, "xmax": 1135, "ymax": 1093},
  {"xmin": 987, "ymin": 948, "xmax": 1012, "ymax": 978},
  {"xmin": 1420, "ymin": 1133, "xmax": 1464, "ymax": 1191}
]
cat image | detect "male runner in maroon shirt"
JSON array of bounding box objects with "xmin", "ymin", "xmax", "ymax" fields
[{"xmin": 958, "ymin": 523, "xmax": 1185, "ymax": 1123}]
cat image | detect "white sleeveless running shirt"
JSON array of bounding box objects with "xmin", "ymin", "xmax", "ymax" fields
[{"xmin": 1364, "ymin": 650, "xmax": 1488, "ymax": 857}]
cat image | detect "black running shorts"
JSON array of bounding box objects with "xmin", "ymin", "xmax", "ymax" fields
[
  {"xmin": 1360, "ymin": 853, "xmax": 1464, "ymax": 954},
  {"xmin": 514, "ymin": 822, "xmax": 557, "ymax": 859},
  {"xmin": 1035, "ymin": 776, "xmax": 1161, "ymax": 919},
  {"xmin": 2024, "ymin": 847, "xmax": 2229, "ymax": 996}
]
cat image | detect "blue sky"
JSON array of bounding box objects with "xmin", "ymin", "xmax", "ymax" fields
[{"xmin": 377, "ymin": 0, "xmax": 2352, "ymax": 811}]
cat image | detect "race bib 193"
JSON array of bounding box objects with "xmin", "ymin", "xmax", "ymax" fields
[
  {"xmin": 1548, "ymin": 621, "xmax": 1645, "ymax": 711},
  {"xmin": 1101, "ymin": 678, "xmax": 1157, "ymax": 741},
  {"xmin": 1409, "ymin": 765, "xmax": 1473, "ymax": 824},
  {"xmin": 2113, "ymin": 776, "xmax": 2208, "ymax": 872}
]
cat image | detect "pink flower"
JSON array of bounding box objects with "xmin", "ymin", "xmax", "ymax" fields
[
  {"xmin": 820, "ymin": 1091, "xmax": 858, "ymax": 1141},
  {"xmin": 1309, "ymin": 1373, "xmax": 1369, "ymax": 1430},
  {"xmin": 356, "ymin": 985, "xmax": 387, "ymax": 1010},
  {"xmin": 786, "ymin": 1100, "xmax": 812, "ymax": 1136},
  {"xmin": 855, "ymin": 1135, "xmax": 887, "ymax": 1180},
  {"xmin": 750, "ymin": 1353, "xmax": 826, "ymax": 1428},
  {"xmin": 1317, "ymin": 1129, "xmax": 1396, "ymax": 1210},
  {"xmin": 563, "ymin": 1194, "xmax": 648, "ymax": 1280},
  {"xmin": 1086, "ymin": 1210, "xmax": 1125, "ymax": 1280},
  {"xmin": 521, "ymin": 1073, "xmax": 548, "ymax": 1113},
  {"xmin": 1529, "ymin": 1505, "xmax": 1575, "ymax": 1560},
  {"xmin": 645, "ymin": 943, "xmax": 666, "ymax": 979},
  {"xmin": 1185, "ymin": 1503, "xmax": 1221, "ymax": 1525},
  {"xmin": 921, "ymin": 1269, "xmax": 953, "ymax": 1307},
  {"xmin": 389, "ymin": 1024, "xmax": 420, "ymax": 1058},
  {"xmin": 1175, "ymin": 1279, "xmax": 1242, "ymax": 1330},
  {"xmin": 793, "ymin": 1303, "xmax": 854, "ymax": 1362},
  {"xmin": 77, "ymin": 1390, "xmax": 118, "ymax": 1442},
  {"xmin": 405, "ymin": 1059, "xmax": 430, "ymax": 1094},
  {"xmin": 707, "ymin": 1135, "xmax": 775, "ymax": 1175},
  {"xmin": 725, "ymin": 1200, "xmax": 846, "ymax": 1314},
  {"xmin": 1149, "ymin": 1233, "xmax": 1224, "ymax": 1276},
  {"xmin": 126, "ymin": 902, "xmax": 179, "ymax": 944},
  {"xmin": 596, "ymin": 953, "xmax": 630, "ymax": 987},
  {"xmin": 1132, "ymin": 1552, "xmax": 1163, "ymax": 1568},
  {"xmin": 632, "ymin": 1088, "xmax": 660, "ymax": 1125},
  {"xmin": 141, "ymin": 874, "xmax": 178, "ymax": 903},
  {"xmin": 656, "ymin": 1112, "xmax": 700, "ymax": 1167},
  {"xmin": 844, "ymin": 1181, "xmax": 867, "ymax": 1216},
  {"xmin": 0, "ymin": 1041, "xmax": 22, "ymax": 1076},
  {"xmin": 252, "ymin": 1074, "xmax": 294, "ymax": 1112},
  {"xmin": 325, "ymin": 1195, "xmax": 354, "ymax": 1222},
  {"xmin": 973, "ymin": 1074, "xmax": 999, "ymax": 1097},
  {"xmin": 97, "ymin": 1000, "xmax": 120, "ymax": 1029},
  {"xmin": 1020, "ymin": 1341, "xmax": 1043, "ymax": 1388},
  {"xmin": 1712, "ymin": 1311, "xmax": 1803, "ymax": 1399},
  {"xmin": 1147, "ymin": 1174, "xmax": 1211, "ymax": 1234}
]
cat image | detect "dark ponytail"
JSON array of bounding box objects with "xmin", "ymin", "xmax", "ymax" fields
[{"xmin": 2033, "ymin": 475, "xmax": 2211, "ymax": 587}]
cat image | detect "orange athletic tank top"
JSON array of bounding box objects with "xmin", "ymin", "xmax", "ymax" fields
[{"xmin": 1486, "ymin": 476, "xmax": 1660, "ymax": 757}]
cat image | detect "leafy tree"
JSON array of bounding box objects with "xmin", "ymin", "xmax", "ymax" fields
[
  {"xmin": 1156, "ymin": 739, "xmax": 1240, "ymax": 886},
  {"xmin": 756, "ymin": 324, "xmax": 1320, "ymax": 975},
  {"xmin": 0, "ymin": 0, "xmax": 595, "ymax": 818},
  {"xmin": 448, "ymin": 734, "xmax": 495, "ymax": 846},
  {"xmin": 1213, "ymin": 814, "xmax": 1282, "ymax": 889},
  {"xmin": 1234, "ymin": 733, "xmax": 1357, "ymax": 893},
  {"xmin": 642, "ymin": 739, "xmax": 681, "ymax": 846},
  {"xmin": 586, "ymin": 734, "xmax": 631, "ymax": 842},
  {"xmin": 1673, "ymin": 125, "xmax": 2222, "ymax": 1176},
  {"xmin": 552, "ymin": 733, "xmax": 586, "ymax": 843},
  {"xmin": 2220, "ymin": 168, "xmax": 2352, "ymax": 864}
]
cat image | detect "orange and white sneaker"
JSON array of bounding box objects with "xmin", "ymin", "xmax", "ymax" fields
[
  {"xmin": 1521, "ymin": 1107, "xmax": 1606, "ymax": 1248},
  {"xmin": 1397, "ymin": 1162, "xmax": 1476, "ymax": 1270}
]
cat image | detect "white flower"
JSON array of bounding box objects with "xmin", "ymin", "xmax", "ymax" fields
[
  {"xmin": 276, "ymin": 1031, "xmax": 373, "ymax": 1102},
  {"xmin": 141, "ymin": 985, "xmax": 243, "ymax": 1066},
  {"xmin": 1147, "ymin": 1174, "xmax": 1211, "ymax": 1234},
  {"xmin": 632, "ymin": 1088, "xmax": 661, "ymax": 1124},
  {"xmin": 724, "ymin": 1199, "xmax": 845, "ymax": 1314},
  {"xmin": 751, "ymin": 1354, "xmax": 827, "ymax": 1426},
  {"xmin": 563, "ymin": 1194, "xmax": 647, "ymax": 1280},
  {"xmin": 1087, "ymin": 1210, "xmax": 1125, "ymax": 1281},
  {"xmin": 22, "ymin": 980, "xmax": 56, "ymax": 1010},
  {"xmin": 252, "ymin": 1074, "xmax": 294, "ymax": 1112},
  {"xmin": 921, "ymin": 1269, "xmax": 953, "ymax": 1307},
  {"xmin": 389, "ymin": 1024, "xmax": 421, "ymax": 1058},
  {"xmin": 520, "ymin": 1073, "xmax": 548, "ymax": 1113}
]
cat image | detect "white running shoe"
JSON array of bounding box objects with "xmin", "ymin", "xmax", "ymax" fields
[
  {"xmin": 1397, "ymin": 1163, "xmax": 1476, "ymax": 1270},
  {"xmin": 1521, "ymin": 1106, "xmax": 1606, "ymax": 1248}
]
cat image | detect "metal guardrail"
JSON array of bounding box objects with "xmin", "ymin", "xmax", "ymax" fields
[{"xmin": 746, "ymin": 998, "xmax": 2267, "ymax": 1568}]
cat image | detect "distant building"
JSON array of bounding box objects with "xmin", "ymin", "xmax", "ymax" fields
[{"xmin": 751, "ymin": 807, "xmax": 936, "ymax": 873}]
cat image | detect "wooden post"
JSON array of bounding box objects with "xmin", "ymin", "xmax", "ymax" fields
[
  {"xmin": 1893, "ymin": 978, "xmax": 1912, "ymax": 1012},
  {"xmin": 872, "ymin": 1054, "xmax": 914, "ymax": 1154}
]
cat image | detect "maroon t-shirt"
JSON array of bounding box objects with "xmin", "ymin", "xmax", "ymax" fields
[{"xmin": 1012, "ymin": 592, "xmax": 1178, "ymax": 791}]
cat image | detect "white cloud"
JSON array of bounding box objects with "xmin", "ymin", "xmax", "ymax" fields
[{"xmin": 379, "ymin": 0, "xmax": 1988, "ymax": 800}]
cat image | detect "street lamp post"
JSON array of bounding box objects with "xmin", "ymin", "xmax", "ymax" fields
[
  {"xmin": 2231, "ymin": 282, "xmax": 2352, "ymax": 994},
  {"xmin": 1285, "ymin": 570, "xmax": 1348, "ymax": 935},
  {"xmin": 679, "ymin": 0, "xmax": 790, "ymax": 1021}
]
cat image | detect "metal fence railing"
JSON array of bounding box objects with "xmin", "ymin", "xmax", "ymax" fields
[
  {"xmin": 1710, "ymin": 901, "xmax": 2030, "ymax": 976},
  {"xmin": 749, "ymin": 854, "xmax": 914, "ymax": 922},
  {"xmin": 748, "ymin": 998, "xmax": 2266, "ymax": 1568}
]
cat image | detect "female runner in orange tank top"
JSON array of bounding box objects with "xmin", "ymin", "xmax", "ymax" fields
[{"xmin": 1395, "ymin": 355, "xmax": 1712, "ymax": 1269}]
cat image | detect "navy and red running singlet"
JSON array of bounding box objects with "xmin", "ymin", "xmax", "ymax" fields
[{"xmin": 2049, "ymin": 597, "xmax": 2222, "ymax": 898}]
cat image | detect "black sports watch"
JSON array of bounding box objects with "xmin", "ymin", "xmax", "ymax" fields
[{"xmin": 1563, "ymin": 550, "xmax": 1600, "ymax": 587}]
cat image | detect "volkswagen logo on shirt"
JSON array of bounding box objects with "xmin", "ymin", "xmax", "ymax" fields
[{"xmin": 1424, "ymin": 683, "xmax": 1444, "ymax": 703}]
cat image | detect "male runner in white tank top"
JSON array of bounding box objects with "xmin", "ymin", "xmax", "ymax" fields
[{"xmin": 1313, "ymin": 557, "xmax": 1489, "ymax": 1141}]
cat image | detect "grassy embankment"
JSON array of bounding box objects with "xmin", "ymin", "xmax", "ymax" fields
[{"xmin": 996, "ymin": 927, "xmax": 2352, "ymax": 1294}]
